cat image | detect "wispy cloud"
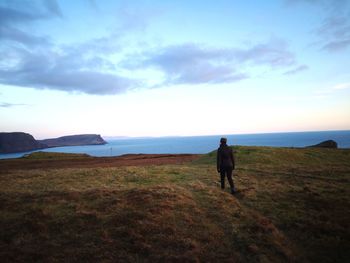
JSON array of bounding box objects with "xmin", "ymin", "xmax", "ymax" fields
[
  {"xmin": 234, "ymin": 40, "xmax": 296, "ymax": 67},
  {"xmin": 283, "ymin": 64, "xmax": 309, "ymax": 75},
  {"xmin": 125, "ymin": 44, "xmax": 247, "ymax": 85},
  {"xmin": 0, "ymin": 25, "xmax": 49, "ymax": 47},
  {"xmin": 87, "ymin": 0, "xmax": 99, "ymax": 11},
  {"xmin": 284, "ymin": 0, "xmax": 349, "ymax": 11},
  {"xmin": 0, "ymin": 1, "xmax": 55, "ymax": 47},
  {"xmin": 125, "ymin": 39, "xmax": 296, "ymax": 86},
  {"xmin": 321, "ymin": 37, "xmax": 350, "ymax": 52},
  {"xmin": 43, "ymin": 0, "xmax": 63, "ymax": 18},
  {"xmin": 315, "ymin": 82, "xmax": 350, "ymax": 96},
  {"xmin": 285, "ymin": 0, "xmax": 350, "ymax": 52},
  {"xmin": 317, "ymin": 16, "xmax": 350, "ymax": 52},
  {"xmin": 0, "ymin": 102, "xmax": 27, "ymax": 108},
  {"xmin": 331, "ymin": 82, "xmax": 350, "ymax": 90}
]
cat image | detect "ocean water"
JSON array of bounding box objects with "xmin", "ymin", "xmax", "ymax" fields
[{"xmin": 0, "ymin": 130, "xmax": 349, "ymax": 159}]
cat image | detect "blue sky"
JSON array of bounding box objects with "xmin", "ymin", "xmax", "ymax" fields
[{"xmin": 0, "ymin": 0, "xmax": 349, "ymax": 139}]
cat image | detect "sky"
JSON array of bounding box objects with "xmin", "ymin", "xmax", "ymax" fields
[{"xmin": 0, "ymin": 0, "xmax": 350, "ymax": 139}]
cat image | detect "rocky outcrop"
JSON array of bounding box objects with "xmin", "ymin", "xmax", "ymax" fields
[
  {"xmin": 38, "ymin": 134, "xmax": 107, "ymax": 148},
  {"xmin": 0, "ymin": 132, "xmax": 47, "ymax": 153},
  {"xmin": 0, "ymin": 133, "xmax": 107, "ymax": 154},
  {"xmin": 308, "ymin": 140, "xmax": 338, "ymax": 148}
]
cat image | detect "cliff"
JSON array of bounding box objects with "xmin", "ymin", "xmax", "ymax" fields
[
  {"xmin": 39, "ymin": 134, "xmax": 107, "ymax": 148},
  {"xmin": 0, "ymin": 132, "xmax": 47, "ymax": 153},
  {"xmin": 0, "ymin": 133, "xmax": 107, "ymax": 154}
]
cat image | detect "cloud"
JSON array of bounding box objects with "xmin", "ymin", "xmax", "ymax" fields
[
  {"xmin": 0, "ymin": 0, "xmax": 147, "ymax": 95},
  {"xmin": 234, "ymin": 40, "xmax": 296, "ymax": 67},
  {"xmin": 127, "ymin": 44, "xmax": 246, "ymax": 85},
  {"xmin": 317, "ymin": 16, "xmax": 350, "ymax": 51},
  {"xmin": 331, "ymin": 82, "xmax": 350, "ymax": 90},
  {"xmin": 322, "ymin": 39, "xmax": 350, "ymax": 51},
  {"xmin": 0, "ymin": 6, "xmax": 41, "ymax": 25},
  {"xmin": 283, "ymin": 64, "xmax": 309, "ymax": 75},
  {"xmin": 15, "ymin": 70, "xmax": 138, "ymax": 95},
  {"xmin": 0, "ymin": 102, "xmax": 27, "ymax": 108},
  {"xmin": 43, "ymin": 0, "xmax": 63, "ymax": 18},
  {"xmin": 0, "ymin": 37, "xmax": 296, "ymax": 93},
  {"xmin": 314, "ymin": 82, "xmax": 350, "ymax": 96},
  {"xmin": 0, "ymin": 25, "xmax": 49, "ymax": 47},
  {"xmin": 0, "ymin": 2, "xmax": 52, "ymax": 47},
  {"xmin": 285, "ymin": 0, "xmax": 350, "ymax": 52},
  {"xmin": 284, "ymin": 0, "xmax": 348, "ymax": 9},
  {"xmin": 87, "ymin": 0, "xmax": 99, "ymax": 11},
  {"xmin": 0, "ymin": 1, "xmax": 300, "ymax": 94},
  {"xmin": 125, "ymin": 39, "xmax": 296, "ymax": 85},
  {"xmin": 0, "ymin": 45, "xmax": 141, "ymax": 95}
]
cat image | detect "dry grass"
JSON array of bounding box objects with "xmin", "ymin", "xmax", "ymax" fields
[{"xmin": 0, "ymin": 146, "xmax": 349, "ymax": 262}]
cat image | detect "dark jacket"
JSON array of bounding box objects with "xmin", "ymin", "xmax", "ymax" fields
[{"xmin": 217, "ymin": 144, "xmax": 235, "ymax": 171}]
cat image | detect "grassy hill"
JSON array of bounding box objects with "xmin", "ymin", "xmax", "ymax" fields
[{"xmin": 0, "ymin": 146, "xmax": 349, "ymax": 262}]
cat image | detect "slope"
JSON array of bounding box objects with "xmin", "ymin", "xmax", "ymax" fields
[{"xmin": 0, "ymin": 146, "xmax": 349, "ymax": 262}]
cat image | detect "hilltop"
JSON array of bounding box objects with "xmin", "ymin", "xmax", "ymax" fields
[
  {"xmin": 0, "ymin": 146, "xmax": 349, "ymax": 262},
  {"xmin": 38, "ymin": 134, "xmax": 107, "ymax": 148}
]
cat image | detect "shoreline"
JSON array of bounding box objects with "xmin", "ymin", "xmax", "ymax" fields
[{"xmin": 1, "ymin": 129, "xmax": 349, "ymax": 160}]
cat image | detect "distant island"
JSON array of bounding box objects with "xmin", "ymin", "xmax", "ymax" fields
[
  {"xmin": 308, "ymin": 139, "xmax": 338, "ymax": 148},
  {"xmin": 0, "ymin": 132, "xmax": 107, "ymax": 154}
]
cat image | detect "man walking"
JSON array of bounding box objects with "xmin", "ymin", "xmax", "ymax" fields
[{"xmin": 217, "ymin": 137, "xmax": 236, "ymax": 194}]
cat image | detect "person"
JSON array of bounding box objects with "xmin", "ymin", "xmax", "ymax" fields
[{"xmin": 216, "ymin": 137, "xmax": 236, "ymax": 194}]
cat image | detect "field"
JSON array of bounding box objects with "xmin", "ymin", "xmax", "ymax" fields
[{"xmin": 0, "ymin": 147, "xmax": 349, "ymax": 262}]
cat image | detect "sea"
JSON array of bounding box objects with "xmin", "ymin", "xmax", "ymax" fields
[{"xmin": 0, "ymin": 130, "xmax": 349, "ymax": 160}]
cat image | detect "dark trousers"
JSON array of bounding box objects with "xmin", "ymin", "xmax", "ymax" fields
[{"xmin": 220, "ymin": 166, "xmax": 234, "ymax": 189}]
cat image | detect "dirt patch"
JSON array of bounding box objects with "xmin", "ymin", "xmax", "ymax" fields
[{"xmin": 0, "ymin": 154, "xmax": 200, "ymax": 172}]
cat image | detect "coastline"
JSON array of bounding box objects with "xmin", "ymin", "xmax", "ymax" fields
[{"xmin": 1, "ymin": 130, "xmax": 349, "ymax": 160}]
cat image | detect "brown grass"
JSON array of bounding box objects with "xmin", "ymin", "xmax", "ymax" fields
[{"xmin": 0, "ymin": 147, "xmax": 349, "ymax": 262}]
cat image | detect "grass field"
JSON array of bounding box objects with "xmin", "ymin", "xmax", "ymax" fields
[{"xmin": 0, "ymin": 146, "xmax": 349, "ymax": 262}]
